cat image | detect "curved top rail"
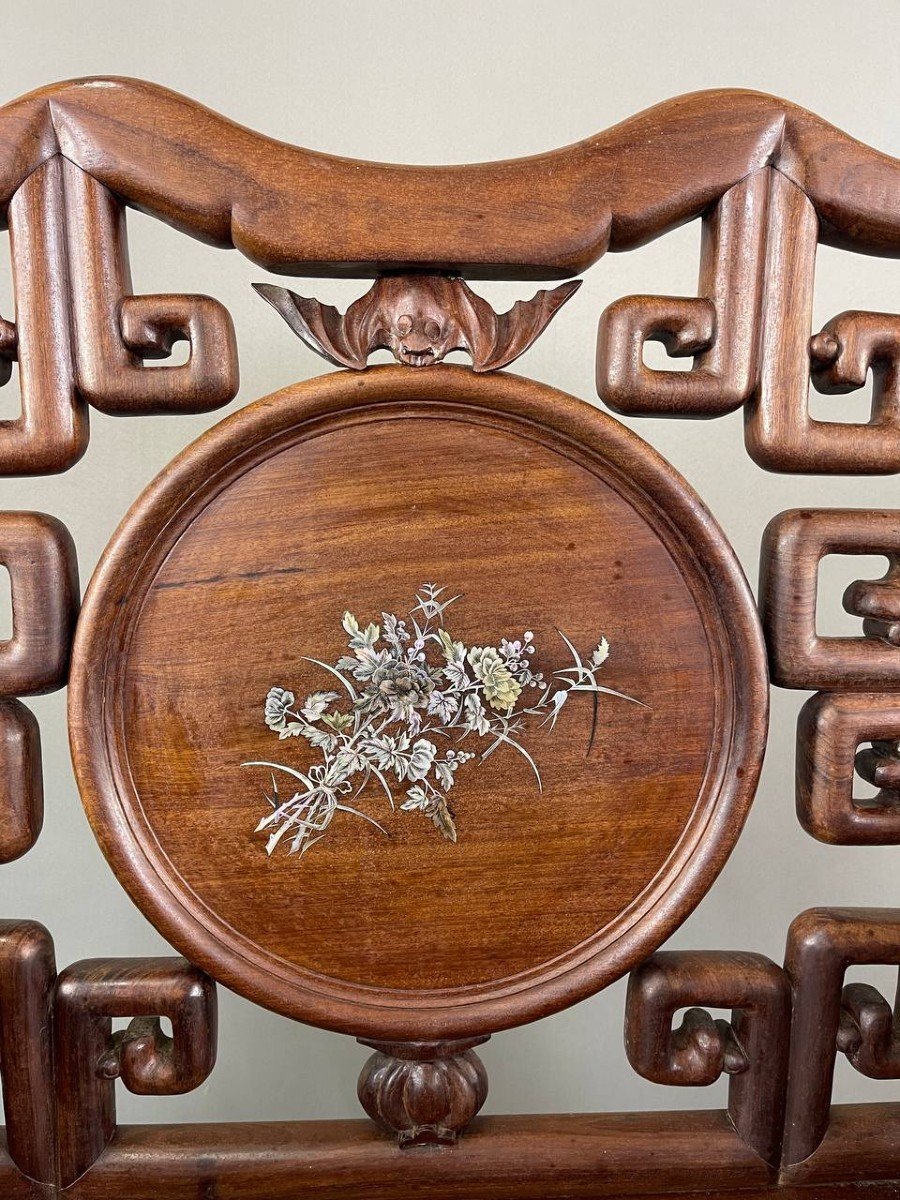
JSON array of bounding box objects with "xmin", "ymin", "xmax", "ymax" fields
[{"xmin": 1, "ymin": 77, "xmax": 898, "ymax": 276}]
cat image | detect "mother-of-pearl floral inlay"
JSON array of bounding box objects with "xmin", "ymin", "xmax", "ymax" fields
[{"xmin": 245, "ymin": 585, "xmax": 642, "ymax": 859}]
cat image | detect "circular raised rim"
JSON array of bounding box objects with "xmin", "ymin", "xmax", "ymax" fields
[{"xmin": 69, "ymin": 365, "xmax": 768, "ymax": 1039}]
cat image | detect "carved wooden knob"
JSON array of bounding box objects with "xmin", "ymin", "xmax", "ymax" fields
[{"xmin": 357, "ymin": 1037, "xmax": 488, "ymax": 1147}]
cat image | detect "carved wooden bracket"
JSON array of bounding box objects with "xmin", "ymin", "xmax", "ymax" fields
[
  {"xmin": 759, "ymin": 509, "xmax": 900, "ymax": 690},
  {"xmin": 597, "ymin": 169, "xmax": 900, "ymax": 474},
  {"xmin": 625, "ymin": 950, "xmax": 789, "ymax": 1166},
  {"xmin": 255, "ymin": 276, "xmax": 580, "ymax": 372},
  {"xmin": 0, "ymin": 512, "xmax": 78, "ymax": 861},
  {"xmin": 797, "ymin": 691, "xmax": 900, "ymax": 844},
  {"xmin": 357, "ymin": 1037, "xmax": 489, "ymax": 1147},
  {"xmin": 54, "ymin": 956, "xmax": 217, "ymax": 1186},
  {"xmin": 782, "ymin": 907, "xmax": 900, "ymax": 1167}
]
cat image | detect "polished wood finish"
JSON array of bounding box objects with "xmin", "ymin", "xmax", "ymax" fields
[
  {"xmin": 54, "ymin": 956, "xmax": 217, "ymax": 1186},
  {"xmin": 66, "ymin": 1111, "xmax": 774, "ymax": 1199},
  {"xmin": 782, "ymin": 908, "xmax": 900, "ymax": 1167},
  {"xmin": 0, "ymin": 511, "xmax": 78, "ymax": 696},
  {"xmin": 760, "ymin": 509, "xmax": 900, "ymax": 690},
  {"xmin": 600, "ymin": 167, "xmax": 900, "ymax": 474},
  {"xmin": 58, "ymin": 1107, "xmax": 900, "ymax": 1199},
  {"xmin": 0, "ymin": 700, "xmax": 43, "ymax": 862},
  {"xmin": 62, "ymin": 160, "xmax": 239, "ymax": 415},
  {"xmin": 625, "ymin": 951, "xmax": 789, "ymax": 1165},
  {"xmin": 597, "ymin": 171, "xmax": 768, "ymax": 418},
  {"xmin": 0, "ymin": 72, "xmax": 897, "ymax": 1195},
  {"xmin": 844, "ymin": 552, "xmax": 900, "ymax": 645},
  {"xmin": 69, "ymin": 365, "xmax": 767, "ymax": 1041},
  {"xmin": 3, "ymin": 157, "xmax": 87, "ymax": 475},
  {"xmin": 797, "ymin": 692, "xmax": 900, "ymax": 843},
  {"xmin": 0, "ymin": 920, "xmax": 56, "ymax": 1185},
  {"xmin": 2, "ymin": 80, "xmax": 900, "ymax": 275},
  {"xmin": 357, "ymin": 1037, "xmax": 489, "ymax": 1147}
]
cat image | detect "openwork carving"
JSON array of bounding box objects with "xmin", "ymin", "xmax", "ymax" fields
[
  {"xmin": 0, "ymin": 74, "xmax": 898, "ymax": 1196},
  {"xmin": 597, "ymin": 171, "xmax": 768, "ymax": 418},
  {"xmin": 783, "ymin": 908, "xmax": 900, "ymax": 1167},
  {"xmin": 62, "ymin": 161, "xmax": 240, "ymax": 415},
  {"xmin": 797, "ymin": 692, "xmax": 900, "ymax": 843},
  {"xmin": 255, "ymin": 275, "xmax": 581, "ymax": 371},
  {"xmin": 54, "ymin": 956, "xmax": 217, "ymax": 1186},
  {"xmin": 598, "ymin": 169, "xmax": 900, "ymax": 473},
  {"xmin": 625, "ymin": 951, "xmax": 789, "ymax": 1165},
  {"xmin": 759, "ymin": 508, "xmax": 900, "ymax": 690}
]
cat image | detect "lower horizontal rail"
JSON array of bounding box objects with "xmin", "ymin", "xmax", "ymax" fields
[
  {"xmin": 56, "ymin": 1105, "xmax": 897, "ymax": 1200},
  {"xmin": 66, "ymin": 1110, "xmax": 771, "ymax": 1199}
]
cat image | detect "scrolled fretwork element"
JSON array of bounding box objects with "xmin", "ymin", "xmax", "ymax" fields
[
  {"xmin": 596, "ymin": 165, "xmax": 900, "ymax": 475},
  {"xmin": 0, "ymin": 699, "xmax": 43, "ymax": 862},
  {"xmin": 596, "ymin": 170, "xmax": 768, "ymax": 417},
  {"xmin": 0, "ymin": 511, "xmax": 79, "ymax": 696},
  {"xmin": 255, "ymin": 275, "xmax": 581, "ymax": 372},
  {"xmin": 62, "ymin": 160, "xmax": 239, "ymax": 415},
  {"xmin": 844, "ymin": 553, "xmax": 900, "ymax": 645},
  {"xmin": 625, "ymin": 951, "xmax": 789, "ymax": 1166},
  {"xmin": 54, "ymin": 956, "xmax": 217, "ymax": 1186},
  {"xmin": 1, "ymin": 156, "xmax": 88, "ymax": 475},
  {"xmin": 759, "ymin": 508, "xmax": 900, "ymax": 690},
  {"xmin": 747, "ymin": 175, "xmax": 900, "ymax": 474},
  {"xmin": 783, "ymin": 907, "xmax": 900, "ymax": 1166},
  {"xmin": 0, "ymin": 920, "xmax": 56, "ymax": 1185},
  {"xmin": 797, "ymin": 691, "xmax": 900, "ymax": 844},
  {"xmin": 357, "ymin": 1037, "xmax": 489, "ymax": 1147}
]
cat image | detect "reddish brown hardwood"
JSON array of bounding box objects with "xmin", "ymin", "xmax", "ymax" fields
[
  {"xmin": 597, "ymin": 171, "xmax": 768, "ymax": 418},
  {"xmin": 0, "ymin": 920, "xmax": 56, "ymax": 1186},
  {"xmin": 0, "ymin": 72, "xmax": 898, "ymax": 1195},
  {"xmin": 54, "ymin": 956, "xmax": 217, "ymax": 1186},
  {"xmin": 0, "ymin": 699, "xmax": 43, "ymax": 862},
  {"xmin": 625, "ymin": 951, "xmax": 789, "ymax": 1165},
  {"xmin": 3, "ymin": 157, "xmax": 87, "ymax": 475},
  {"xmin": 256, "ymin": 276, "xmax": 580, "ymax": 371},
  {"xmin": 782, "ymin": 908, "xmax": 900, "ymax": 1167},
  {"xmin": 62, "ymin": 160, "xmax": 239, "ymax": 415},
  {"xmin": 760, "ymin": 509, "xmax": 900, "ymax": 690},
  {"xmin": 0, "ymin": 512, "xmax": 78, "ymax": 696},
  {"xmin": 357, "ymin": 1037, "xmax": 489, "ymax": 1147},
  {"xmin": 797, "ymin": 692, "xmax": 900, "ymax": 844},
  {"xmin": 2, "ymin": 80, "xmax": 900, "ymax": 274},
  {"xmin": 69, "ymin": 365, "xmax": 768, "ymax": 1041}
]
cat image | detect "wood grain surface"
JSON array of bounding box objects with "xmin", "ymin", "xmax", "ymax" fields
[
  {"xmin": 69, "ymin": 366, "xmax": 767, "ymax": 1040},
  {"xmin": 0, "ymin": 79, "xmax": 899, "ymax": 275}
]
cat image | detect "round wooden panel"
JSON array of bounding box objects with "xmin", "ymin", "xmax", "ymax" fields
[{"xmin": 70, "ymin": 366, "xmax": 768, "ymax": 1039}]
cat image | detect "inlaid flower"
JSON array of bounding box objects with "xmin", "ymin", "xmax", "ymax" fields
[
  {"xmin": 369, "ymin": 659, "xmax": 434, "ymax": 711},
  {"xmin": 264, "ymin": 687, "xmax": 295, "ymax": 731},
  {"xmin": 467, "ymin": 646, "xmax": 522, "ymax": 712},
  {"xmin": 245, "ymin": 584, "xmax": 642, "ymax": 860}
]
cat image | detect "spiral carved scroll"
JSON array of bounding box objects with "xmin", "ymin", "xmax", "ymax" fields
[
  {"xmin": 54, "ymin": 956, "xmax": 217, "ymax": 1186},
  {"xmin": 625, "ymin": 951, "xmax": 789, "ymax": 1165},
  {"xmin": 783, "ymin": 908, "xmax": 900, "ymax": 1167}
]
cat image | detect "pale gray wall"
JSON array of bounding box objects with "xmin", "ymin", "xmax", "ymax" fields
[{"xmin": 0, "ymin": 0, "xmax": 897, "ymax": 1122}]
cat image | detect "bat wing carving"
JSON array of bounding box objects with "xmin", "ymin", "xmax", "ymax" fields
[
  {"xmin": 253, "ymin": 283, "xmax": 368, "ymax": 369},
  {"xmin": 254, "ymin": 276, "xmax": 581, "ymax": 372},
  {"xmin": 459, "ymin": 279, "xmax": 582, "ymax": 372}
]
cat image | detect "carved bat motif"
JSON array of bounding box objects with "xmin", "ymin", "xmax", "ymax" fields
[{"xmin": 253, "ymin": 276, "xmax": 581, "ymax": 371}]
